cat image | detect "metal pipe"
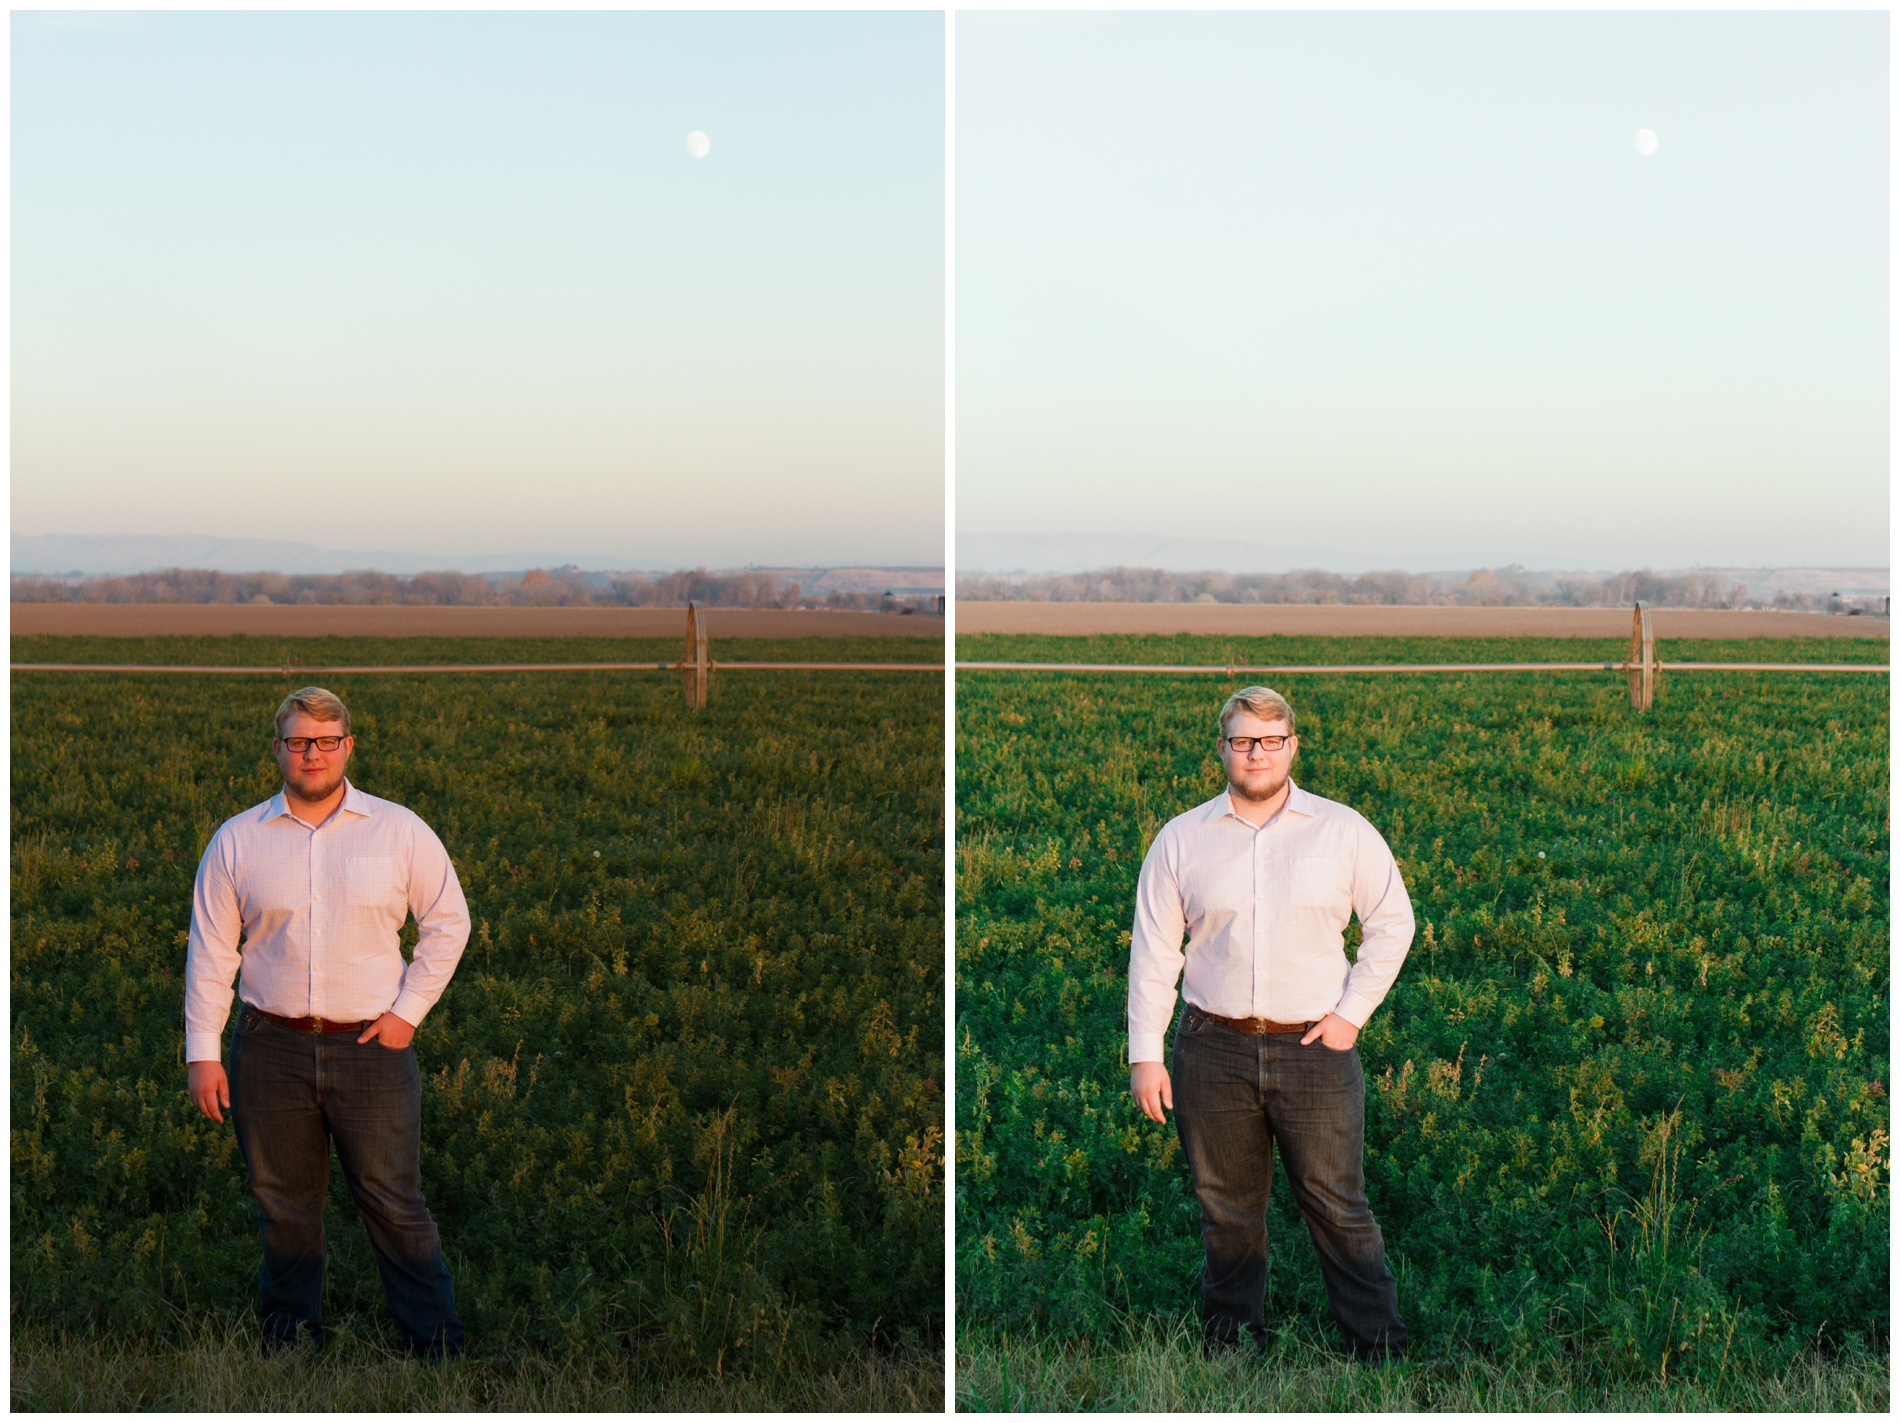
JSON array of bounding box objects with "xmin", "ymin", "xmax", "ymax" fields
[
  {"xmin": 11, "ymin": 661, "xmax": 944, "ymax": 674},
  {"xmin": 953, "ymin": 661, "xmax": 1887, "ymax": 674},
  {"xmin": 10, "ymin": 660, "xmax": 1878, "ymax": 674}
]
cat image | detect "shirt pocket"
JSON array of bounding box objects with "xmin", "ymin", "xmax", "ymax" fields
[
  {"xmin": 345, "ymin": 855, "xmax": 397, "ymax": 907},
  {"xmin": 1289, "ymin": 855, "xmax": 1345, "ymax": 908}
]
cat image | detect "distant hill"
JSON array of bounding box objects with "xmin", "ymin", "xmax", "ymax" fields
[
  {"xmin": 9, "ymin": 532, "xmax": 674, "ymax": 578},
  {"xmin": 960, "ymin": 531, "xmax": 1368, "ymax": 575}
]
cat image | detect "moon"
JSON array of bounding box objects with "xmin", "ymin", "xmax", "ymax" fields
[
  {"xmin": 685, "ymin": 130, "xmax": 712, "ymax": 160},
  {"xmin": 1633, "ymin": 128, "xmax": 1659, "ymax": 158}
]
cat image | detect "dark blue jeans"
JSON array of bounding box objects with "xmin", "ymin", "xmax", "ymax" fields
[
  {"xmin": 228, "ymin": 1003, "xmax": 463, "ymax": 1356},
  {"xmin": 1171, "ymin": 1004, "xmax": 1405, "ymax": 1358}
]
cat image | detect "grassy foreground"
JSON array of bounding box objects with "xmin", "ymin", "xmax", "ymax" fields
[
  {"xmin": 11, "ymin": 1316, "xmax": 942, "ymax": 1412},
  {"xmin": 956, "ymin": 1318, "xmax": 1888, "ymax": 1412}
]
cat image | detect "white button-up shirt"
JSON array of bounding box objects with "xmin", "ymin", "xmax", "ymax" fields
[
  {"xmin": 184, "ymin": 780, "xmax": 470, "ymax": 1062},
  {"xmin": 1127, "ymin": 780, "xmax": 1414, "ymax": 1064}
]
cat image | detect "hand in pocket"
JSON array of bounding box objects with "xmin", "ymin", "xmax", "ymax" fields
[{"xmin": 356, "ymin": 1012, "xmax": 416, "ymax": 1049}]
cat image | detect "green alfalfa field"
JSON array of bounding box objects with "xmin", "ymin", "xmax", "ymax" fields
[
  {"xmin": 955, "ymin": 633, "xmax": 1888, "ymax": 1411},
  {"xmin": 11, "ymin": 635, "xmax": 943, "ymax": 1411}
]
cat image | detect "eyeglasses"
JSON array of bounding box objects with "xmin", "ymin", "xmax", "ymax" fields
[
  {"xmin": 280, "ymin": 736, "xmax": 346, "ymax": 753},
  {"xmin": 1224, "ymin": 735, "xmax": 1290, "ymax": 754}
]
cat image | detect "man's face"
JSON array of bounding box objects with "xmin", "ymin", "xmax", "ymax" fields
[
  {"xmin": 274, "ymin": 711, "xmax": 354, "ymax": 804},
  {"xmin": 1218, "ymin": 710, "xmax": 1297, "ymax": 804}
]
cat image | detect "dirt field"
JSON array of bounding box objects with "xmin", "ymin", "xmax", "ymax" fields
[
  {"xmin": 9, "ymin": 605, "xmax": 944, "ymax": 639},
  {"xmin": 955, "ymin": 602, "xmax": 1886, "ymax": 639}
]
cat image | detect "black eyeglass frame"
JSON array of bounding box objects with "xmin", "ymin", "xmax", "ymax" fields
[
  {"xmin": 1222, "ymin": 734, "xmax": 1292, "ymax": 754},
  {"xmin": 278, "ymin": 735, "xmax": 348, "ymax": 753}
]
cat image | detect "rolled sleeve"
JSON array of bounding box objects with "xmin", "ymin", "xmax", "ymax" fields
[
  {"xmin": 1127, "ymin": 832, "xmax": 1188, "ymax": 1064},
  {"xmin": 1332, "ymin": 822, "xmax": 1415, "ymax": 1028},
  {"xmin": 388, "ymin": 822, "xmax": 470, "ymax": 1029},
  {"xmin": 184, "ymin": 831, "xmax": 243, "ymax": 1063}
]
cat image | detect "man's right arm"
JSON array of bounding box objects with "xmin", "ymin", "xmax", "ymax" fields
[
  {"xmin": 1128, "ymin": 832, "xmax": 1187, "ymax": 1121},
  {"xmin": 184, "ymin": 832, "xmax": 242, "ymax": 1122}
]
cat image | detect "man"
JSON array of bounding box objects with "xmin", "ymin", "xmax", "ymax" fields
[
  {"xmin": 186, "ymin": 686, "xmax": 469, "ymax": 1358},
  {"xmin": 1127, "ymin": 685, "xmax": 1413, "ymax": 1360}
]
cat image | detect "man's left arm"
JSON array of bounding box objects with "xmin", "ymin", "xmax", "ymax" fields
[
  {"xmin": 1331, "ymin": 820, "xmax": 1416, "ymax": 1030},
  {"xmin": 361, "ymin": 820, "xmax": 471, "ymax": 1047}
]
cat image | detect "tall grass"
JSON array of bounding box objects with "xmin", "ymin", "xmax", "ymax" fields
[
  {"xmin": 956, "ymin": 1126, "xmax": 1890, "ymax": 1412},
  {"xmin": 13, "ymin": 1070, "xmax": 945, "ymax": 1412},
  {"xmin": 11, "ymin": 1315, "xmax": 942, "ymax": 1412},
  {"xmin": 955, "ymin": 1316, "xmax": 1888, "ymax": 1412}
]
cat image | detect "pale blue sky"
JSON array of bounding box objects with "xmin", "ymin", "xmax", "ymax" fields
[
  {"xmin": 958, "ymin": 10, "xmax": 1889, "ymax": 571},
  {"xmin": 13, "ymin": 10, "xmax": 944, "ymax": 569}
]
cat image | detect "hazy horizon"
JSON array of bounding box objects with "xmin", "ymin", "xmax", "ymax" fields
[
  {"xmin": 12, "ymin": 11, "xmax": 945, "ymax": 567},
  {"xmin": 9, "ymin": 530, "xmax": 943, "ymax": 579},
  {"xmin": 11, "ymin": 527, "xmax": 1875, "ymax": 586},
  {"xmin": 953, "ymin": 529, "xmax": 1889, "ymax": 581}
]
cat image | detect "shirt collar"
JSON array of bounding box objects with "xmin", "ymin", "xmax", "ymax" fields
[
  {"xmin": 262, "ymin": 779, "xmax": 372, "ymax": 825},
  {"xmin": 1205, "ymin": 778, "xmax": 1316, "ymax": 824}
]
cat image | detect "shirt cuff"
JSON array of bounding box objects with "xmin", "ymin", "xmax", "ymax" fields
[
  {"xmin": 1128, "ymin": 1031, "xmax": 1168, "ymax": 1064},
  {"xmin": 389, "ymin": 991, "xmax": 434, "ymax": 1030},
  {"xmin": 185, "ymin": 1033, "xmax": 224, "ymax": 1063},
  {"xmin": 1332, "ymin": 993, "xmax": 1375, "ymax": 1030}
]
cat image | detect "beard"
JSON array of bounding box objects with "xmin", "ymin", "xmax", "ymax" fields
[
  {"xmin": 286, "ymin": 761, "xmax": 348, "ymax": 803},
  {"xmin": 1228, "ymin": 764, "xmax": 1289, "ymax": 803}
]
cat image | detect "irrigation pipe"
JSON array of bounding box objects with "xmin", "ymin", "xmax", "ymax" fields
[
  {"xmin": 13, "ymin": 599, "xmax": 1885, "ymax": 713},
  {"xmin": 11, "ymin": 662, "xmax": 942, "ymax": 674},
  {"xmin": 956, "ymin": 661, "xmax": 1887, "ymax": 674},
  {"xmin": 956, "ymin": 602, "xmax": 1884, "ymax": 712},
  {"xmin": 10, "ymin": 601, "xmax": 941, "ymax": 711}
]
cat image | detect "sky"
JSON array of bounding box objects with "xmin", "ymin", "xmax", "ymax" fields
[
  {"xmin": 957, "ymin": 10, "xmax": 1889, "ymax": 573},
  {"xmin": 12, "ymin": 10, "xmax": 944, "ymax": 570}
]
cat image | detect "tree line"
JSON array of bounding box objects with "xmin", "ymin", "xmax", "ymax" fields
[
  {"xmin": 10, "ymin": 566, "xmax": 891, "ymax": 610},
  {"xmin": 954, "ymin": 565, "xmax": 1828, "ymax": 609}
]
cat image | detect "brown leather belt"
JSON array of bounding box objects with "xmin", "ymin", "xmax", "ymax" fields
[
  {"xmin": 1197, "ymin": 1009, "xmax": 1317, "ymax": 1035},
  {"xmin": 256, "ymin": 1009, "xmax": 370, "ymax": 1034}
]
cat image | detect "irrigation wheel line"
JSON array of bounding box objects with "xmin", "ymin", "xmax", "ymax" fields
[
  {"xmin": 956, "ymin": 604, "xmax": 1885, "ymax": 710},
  {"xmin": 18, "ymin": 661, "xmax": 1870, "ymax": 673},
  {"xmin": 10, "ymin": 601, "xmax": 942, "ymax": 709},
  {"xmin": 955, "ymin": 662, "xmax": 1888, "ymax": 673},
  {"xmin": 11, "ymin": 662, "xmax": 945, "ymax": 673}
]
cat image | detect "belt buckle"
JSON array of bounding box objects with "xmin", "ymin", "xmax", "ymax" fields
[{"xmin": 310, "ymin": 1016, "xmax": 323, "ymax": 1032}]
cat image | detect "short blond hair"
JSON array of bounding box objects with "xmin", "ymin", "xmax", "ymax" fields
[
  {"xmin": 275, "ymin": 686, "xmax": 351, "ymax": 738},
  {"xmin": 1219, "ymin": 685, "xmax": 1294, "ymax": 736}
]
